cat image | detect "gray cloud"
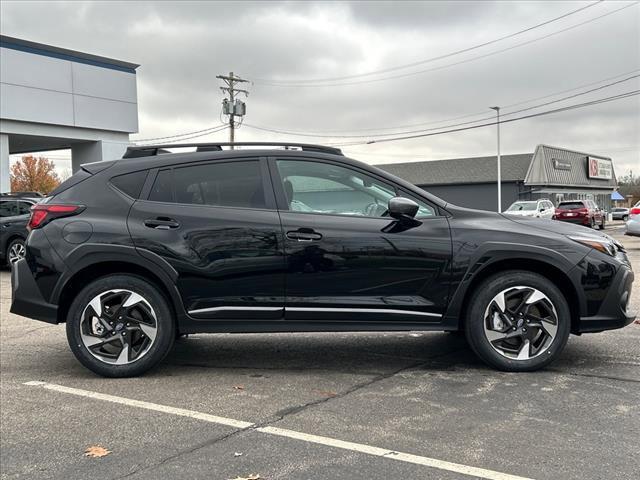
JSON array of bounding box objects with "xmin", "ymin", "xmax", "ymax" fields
[{"xmin": 1, "ymin": 0, "xmax": 638, "ymax": 175}]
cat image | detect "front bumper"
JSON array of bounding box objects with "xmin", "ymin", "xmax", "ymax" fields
[
  {"xmin": 576, "ymin": 259, "xmax": 635, "ymax": 333},
  {"xmin": 10, "ymin": 258, "xmax": 59, "ymax": 324}
]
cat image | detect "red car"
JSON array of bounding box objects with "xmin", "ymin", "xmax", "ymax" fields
[{"xmin": 554, "ymin": 200, "xmax": 605, "ymax": 229}]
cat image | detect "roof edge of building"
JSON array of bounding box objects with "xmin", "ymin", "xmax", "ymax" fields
[{"xmin": 0, "ymin": 35, "xmax": 139, "ymax": 73}]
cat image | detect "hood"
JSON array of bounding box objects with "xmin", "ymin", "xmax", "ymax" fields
[{"xmin": 503, "ymin": 214, "xmax": 613, "ymax": 241}]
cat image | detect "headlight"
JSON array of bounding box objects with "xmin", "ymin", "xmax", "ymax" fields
[{"xmin": 569, "ymin": 235, "xmax": 617, "ymax": 256}]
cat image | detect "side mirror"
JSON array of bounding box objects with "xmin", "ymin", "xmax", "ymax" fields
[
  {"xmin": 539, "ymin": 207, "xmax": 546, "ymax": 212},
  {"xmin": 388, "ymin": 197, "xmax": 419, "ymax": 220}
]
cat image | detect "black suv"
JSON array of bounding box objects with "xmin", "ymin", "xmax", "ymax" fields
[
  {"xmin": 1, "ymin": 193, "xmax": 42, "ymax": 264},
  {"xmin": 10, "ymin": 143, "xmax": 635, "ymax": 377}
]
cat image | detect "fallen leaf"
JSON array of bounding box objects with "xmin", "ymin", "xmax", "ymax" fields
[
  {"xmin": 84, "ymin": 445, "xmax": 111, "ymax": 458},
  {"xmin": 233, "ymin": 385, "xmax": 245, "ymax": 390},
  {"xmin": 313, "ymin": 390, "xmax": 337, "ymax": 397},
  {"xmin": 229, "ymin": 475, "xmax": 260, "ymax": 480}
]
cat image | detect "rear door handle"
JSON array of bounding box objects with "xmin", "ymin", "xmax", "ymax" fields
[
  {"xmin": 286, "ymin": 228, "xmax": 322, "ymax": 241},
  {"xmin": 144, "ymin": 217, "xmax": 180, "ymax": 230}
]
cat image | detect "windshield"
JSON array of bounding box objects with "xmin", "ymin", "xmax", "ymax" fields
[{"xmin": 507, "ymin": 202, "xmax": 537, "ymax": 211}]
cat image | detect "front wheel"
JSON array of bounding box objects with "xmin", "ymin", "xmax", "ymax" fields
[
  {"xmin": 66, "ymin": 275, "xmax": 175, "ymax": 377},
  {"xmin": 465, "ymin": 271, "xmax": 570, "ymax": 372}
]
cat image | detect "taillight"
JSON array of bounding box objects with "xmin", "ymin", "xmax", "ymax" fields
[
  {"xmin": 630, "ymin": 207, "xmax": 640, "ymax": 215},
  {"xmin": 28, "ymin": 204, "xmax": 85, "ymax": 231},
  {"xmin": 577, "ymin": 208, "xmax": 588, "ymax": 214}
]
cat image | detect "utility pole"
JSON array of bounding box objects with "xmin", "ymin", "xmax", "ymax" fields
[
  {"xmin": 490, "ymin": 106, "xmax": 501, "ymax": 212},
  {"xmin": 217, "ymin": 72, "xmax": 249, "ymax": 149}
]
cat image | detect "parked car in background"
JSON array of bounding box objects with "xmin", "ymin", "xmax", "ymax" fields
[
  {"xmin": 504, "ymin": 200, "xmax": 555, "ymax": 219},
  {"xmin": 626, "ymin": 201, "xmax": 640, "ymax": 237},
  {"xmin": 555, "ymin": 199, "xmax": 605, "ymax": 229},
  {"xmin": 612, "ymin": 207, "xmax": 630, "ymax": 221},
  {"xmin": 0, "ymin": 193, "xmax": 42, "ymax": 264},
  {"xmin": 10, "ymin": 142, "xmax": 635, "ymax": 377}
]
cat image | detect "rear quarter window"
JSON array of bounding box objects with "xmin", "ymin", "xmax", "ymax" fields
[{"xmin": 110, "ymin": 170, "xmax": 148, "ymax": 199}]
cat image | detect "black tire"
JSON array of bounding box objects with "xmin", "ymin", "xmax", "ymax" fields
[
  {"xmin": 589, "ymin": 217, "xmax": 595, "ymax": 229},
  {"xmin": 6, "ymin": 237, "xmax": 26, "ymax": 264},
  {"xmin": 599, "ymin": 218, "xmax": 605, "ymax": 230},
  {"xmin": 66, "ymin": 274, "xmax": 175, "ymax": 377},
  {"xmin": 464, "ymin": 271, "xmax": 570, "ymax": 372},
  {"xmin": 622, "ymin": 215, "xmax": 628, "ymax": 222}
]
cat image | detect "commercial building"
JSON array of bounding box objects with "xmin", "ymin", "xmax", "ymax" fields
[
  {"xmin": 377, "ymin": 144, "xmax": 617, "ymax": 211},
  {"xmin": 0, "ymin": 35, "xmax": 139, "ymax": 192}
]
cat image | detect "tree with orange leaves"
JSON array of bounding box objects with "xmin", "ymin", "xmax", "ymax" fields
[{"xmin": 10, "ymin": 155, "xmax": 61, "ymax": 194}]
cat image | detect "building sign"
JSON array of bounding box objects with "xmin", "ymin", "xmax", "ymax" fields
[
  {"xmin": 553, "ymin": 159, "xmax": 571, "ymax": 171},
  {"xmin": 588, "ymin": 157, "xmax": 613, "ymax": 180}
]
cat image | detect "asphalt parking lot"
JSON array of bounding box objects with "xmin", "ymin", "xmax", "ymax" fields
[{"xmin": 1, "ymin": 223, "xmax": 638, "ymax": 480}]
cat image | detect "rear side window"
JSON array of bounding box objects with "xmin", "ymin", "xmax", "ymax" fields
[
  {"xmin": 149, "ymin": 161, "xmax": 266, "ymax": 209},
  {"xmin": 149, "ymin": 169, "xmax": 173, "ymax": 203},
  {"xmin": 111, "ymin": 170, "xmax": 148, "ymax": 198},
  {"xmin": 17, "ymin": 201, "xmax": 33, "ymax": 215}
]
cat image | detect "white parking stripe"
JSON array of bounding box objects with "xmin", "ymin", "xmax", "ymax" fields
[
  {"xmin": 23, "ymin": 381, "xmax": 252, "ymax": 429},
  {"xmin": 24, "ymin": 381, "xmax": 534, "ymax": 480}
]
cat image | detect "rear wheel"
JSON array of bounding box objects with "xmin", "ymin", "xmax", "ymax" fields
[
  {"xmin": 623, "ymin": 215, "xmax": 629, "ymax": 221},
  {"xmin": 6, "ymin": 238, "xmax": 26, "ymax": 264},
  {"xmin": 66, "ymin": 275, "xmax": 175, "ymax": 377},
  {"xmin": 465, "ymin": 271, "xmax": 570, "ymax": 372},
  {"xmin": 599, "ymin": 218, "xmax": 605, "ymax": 230}
]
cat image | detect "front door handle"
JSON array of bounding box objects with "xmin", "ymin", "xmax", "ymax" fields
[
  {"xmin": 286, "ymin": 228, "xmax": 322, "ymax": 241},
  {"xmin": 144, "ymin": 217, "xmax": 180, "ymax": 230}
]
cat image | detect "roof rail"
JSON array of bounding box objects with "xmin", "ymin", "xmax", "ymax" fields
[
  {"xmin": 1, "ymin": 191, "xmax": 44, "ymax": 198},
  {"xmin": 122, "ymin": 142, "xmax": 343, "ymax": 159}
]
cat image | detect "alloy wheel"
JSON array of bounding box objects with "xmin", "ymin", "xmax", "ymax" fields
[
  {"xmin": 8, "ymin": 241, "xmax": 26, "ymax": 263},
  {"xmin": 79, "ymin": 289, "xmax": 158, "ymax": 365},
  {"xmin": 483, "ymin": 286, "xmax": 558, "ymax": 361}
]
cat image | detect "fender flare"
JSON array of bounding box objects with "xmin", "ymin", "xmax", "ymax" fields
[
  {"xmin": 444, "ymin": 241, "xmax": 586, "ymax": 325},
  {"xmin": 51, "ymin": 244, "xmax": 185, "ymax": 317}
]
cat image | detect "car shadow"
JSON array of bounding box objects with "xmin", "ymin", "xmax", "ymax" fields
[{"xmin": 160, "ymin": 331, "xmax": 485, "ymax": 375}]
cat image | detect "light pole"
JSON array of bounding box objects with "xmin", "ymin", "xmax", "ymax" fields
[{"xmin": 490, "ymin": 106, "xmax": 501, "ymax": 212}]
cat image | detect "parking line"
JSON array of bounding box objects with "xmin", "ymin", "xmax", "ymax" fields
[{"xmin": 24, "ymin": 380, "xmax": 534, "ymax": 480}]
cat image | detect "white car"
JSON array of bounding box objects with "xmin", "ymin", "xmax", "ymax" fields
[
  {"xmin": 504, "ymin": 200, "xmax": 555, "ymax": 219},
  {"xmin": 626, "ymin": 201, "xmax": 640, "ymax": 236}
]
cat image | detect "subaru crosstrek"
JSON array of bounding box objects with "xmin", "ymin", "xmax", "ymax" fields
[{"xmin": 10, "ymin": 143, "xmax": 635, "ymax": 377}]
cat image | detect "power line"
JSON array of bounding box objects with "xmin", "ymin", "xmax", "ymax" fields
[
  {"xmin": 241, "ymin": 74, "xmax": 640, "ymax": 139},
  {"xmin": 133, "ymin": 124, "xmax": 227, "ymax": 143},
  {"xmin": 254, "ymin": 2, "xmax": 638, "ymax": 88},
  {"xmin": 155, "ymin": 126, "xmax": 229, "ymax": 144},
  {"xmin": 329, "ymin": 90, "xmax": 640, "ymax": 147},
  {"xmin": 253, "ymin": 1, "xmax": 603, "ymax": 85},
  {"xmin": 255, "ymin": 68, "xmax": 638, "ymax": 134}
]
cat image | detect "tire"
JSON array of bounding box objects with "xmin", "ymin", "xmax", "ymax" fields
[
  {"xmin": 6, "ymin": 238, "xmax": 26, "ymax": 264},
  {"xmin": 465, "ymin": 271, "xmax": 570, "ymax": 372},
  {"xmin": 599, "ymin": 218, "xmax": 605, "ymax": 230},
  {"xmin": 623, "ymin": 215, "xmax": 628, "ymax": 222},
  {"xmin": 66, "ymin": 274, "xmax": 175, "ymax": 377},
  {"xmin": 589, "ymin": 218, "xmax": 595, "ymax": 229}
]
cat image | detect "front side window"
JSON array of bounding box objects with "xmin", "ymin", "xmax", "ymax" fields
[
  {"xmin": 0, "ymin": 200, "xmax": 17, "ymax": 218},
  {"xmin": 276, "ymin": 159, "xmax": 435, "ymax": 218},
  {"xmin": 154, "ymin": 161, "xmax": 266, "ymax": 209}
]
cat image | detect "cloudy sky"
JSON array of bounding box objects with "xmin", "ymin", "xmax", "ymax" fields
[{"xmin": 2, "ymin": 0, "xmax": 639, "ymax": 176}]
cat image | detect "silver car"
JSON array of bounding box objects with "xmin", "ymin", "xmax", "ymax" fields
[
  {"xmin": 625, "ymin": 201, "xmax": 640, "ymax": 237},
  {"xmin": 612, "ymin": 207, "xmax": 630, "ymax": 221}
]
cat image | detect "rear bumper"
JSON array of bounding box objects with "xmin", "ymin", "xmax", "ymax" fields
[
  {"xmin": 10, "ymin": 258, "xmax": 59, "ymax": 324},
  {"xmin": 556, "ymin": 217, "xmax": 589, "ymax": 225},
  {"xmin": 576, "ymin": 263, "xmax": 635, "ymax": 333}
]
